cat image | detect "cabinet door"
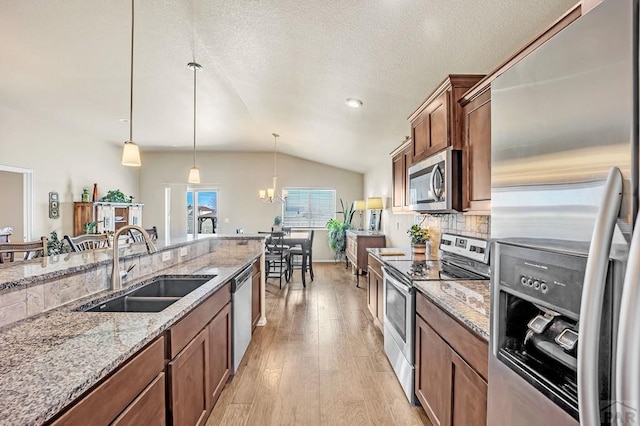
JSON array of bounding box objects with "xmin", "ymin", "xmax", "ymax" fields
[
  {"xmin": 463, "ymin": 89, "xmax": 491, "ymax": 211},
  {"xmin": 403, "ymin": 146, "xmax": 412, "ymax": 210},
  {"xmin": 426, "ymin": 92, "xmax": 449, "ymax": 156},
  {"xmin": 128, "ymin": 205, "xmax": 143, "ymax": 227},
  {"xmin": 367, "ymin": 270, "xmax": 377, "ymax": 318},
  {"xmin": 392, "ymin": 152, "xmax": 404, "ymax": 211},
  {"xmin": 208, "ymin": 303, "xmax": 231, "ymax": 412},
  {"xmin": 112, "ymin": 373, "xmax": 166, "ymax": 426},
  {"xmin": 95, "ymin": 205, "xmax": 114, "ymax": 233},
  {"xmin": 346, "ymin": 234, "xmax": 357, "ymax": 266},
  {"xmin": 73, "ymin": 202, "xmax": 94, "ymax": 236},
  {"xmin": 252, "ymin": 271, "xmax": 261, "ymax": 329},
  {"xmin": 415, "ymin": 315, "xmax": 451, "ymax": 426},
  {"xmin": 451, "ymin": 351, "xmax": 487, "ymax": 426},
  {"xmin": 169, "ymin": 328, "xmax": 209, "ymax": 426},
  {"xmin": 412, "ymin": 110, "xmax": 430, "ymax": 163}
]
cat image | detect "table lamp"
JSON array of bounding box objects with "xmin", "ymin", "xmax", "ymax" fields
[
  {"xmin": 354, "ymin": 200, "xmax": 366, "ymax": 230},
  {"xmin": 366, "ymin": 197, "xmax": 383, "ymax": 234}
]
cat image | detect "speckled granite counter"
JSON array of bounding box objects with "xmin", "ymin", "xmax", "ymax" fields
[
  {"xmin": 412, "ymin": 280, "xmax": 490, "ymax": 341},
  {"xmin": 0, "ymin": 247, "xmax": 261, "ymax": 425},
  {"xmin": 0, "ymin": 234, "xmax": 265, "ymax": 292},
  {"xmin": 367, "ymin": 247, "xmax": 489, "ymax": 341}
]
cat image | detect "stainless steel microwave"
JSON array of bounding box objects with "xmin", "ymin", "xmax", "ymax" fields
[{"xmin": 407, "ymin": 147, "xmax": 461, "ymax": 212}]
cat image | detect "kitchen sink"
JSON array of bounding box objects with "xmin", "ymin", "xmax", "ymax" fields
[
  {"xmin": 84, "ymin": 295, "xmax": 180, "ymax": 313},
  {"xmin": 127, "ymin": 276, "xmax": 213, "ymax": 298},
  {"xmin": 79, "ymin": 275, "xmax": 215, "ymax": 313}
]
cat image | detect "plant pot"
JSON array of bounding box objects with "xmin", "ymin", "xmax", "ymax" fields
[{"xmin": 411, "ymin": 242, "xmax": 427, "ymax": 255}]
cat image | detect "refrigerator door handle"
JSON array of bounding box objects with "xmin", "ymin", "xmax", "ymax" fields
[
  {"xmin": 616, "ymin": 214, "xmax": 640, "ymax": 419},
  {"xmin": 578, "ymin": 167, "xmax": 623, "ymax": 426}
]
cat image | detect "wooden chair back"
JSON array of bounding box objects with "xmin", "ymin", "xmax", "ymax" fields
[
  {"xmin": 64, "ymin": 234, "xmax": 110, "ymax": 252},
  {"xmin": 0, "ymin": 237, "xmax": 47, "ymax": 263},
  {"xmin": 127, "ymin": 227, "xmax": 158, "ymax": 243}
]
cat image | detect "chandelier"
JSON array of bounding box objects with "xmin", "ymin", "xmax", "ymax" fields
[{"xmin": 259, "ymin": 133, "xmax": 288, "ymax": 203}]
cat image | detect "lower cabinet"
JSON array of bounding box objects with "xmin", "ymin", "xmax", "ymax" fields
[
  {"xmin": 366, "ymin": 254, "xmax": 384, "ymax": 331},
  {"xmin": 50, "ymin": 337, "xmax": 165, "ymax": 426},
  {"xmin": 415, "ymin": 292, "xmax": 488, "ymax": 426},
  {"xmin": 168, "ymin": 328, "xmax": 209, "ymax": 426},
  {"xmin": 251, "ymin": 261, "xmax": 261, "ymax": 330},
  {"xmin": 208, "ymin": 303, "xmax": 232, "ymax": 411}
]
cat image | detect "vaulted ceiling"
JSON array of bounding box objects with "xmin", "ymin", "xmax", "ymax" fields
[{"xmin": 1, "ymin": 0, "xmax": 576, "ymax": 173}]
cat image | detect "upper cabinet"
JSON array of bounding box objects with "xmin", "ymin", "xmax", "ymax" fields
[
  {"xmin": 391, "ymin": 139, "xmax": 413, "ymax": 213},
  {"xmin": 408, "ymin": 75, "xmax": 484, "ymax": 164}
]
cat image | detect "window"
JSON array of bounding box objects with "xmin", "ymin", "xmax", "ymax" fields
[{"xmin": 283, "ymin": 188, "xmax": 335, "ymax": 228}]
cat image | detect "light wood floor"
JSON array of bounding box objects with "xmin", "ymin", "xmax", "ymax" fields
[{"xmin": 205, "ymin": 262, "xmax": 431, "ymax": 426}]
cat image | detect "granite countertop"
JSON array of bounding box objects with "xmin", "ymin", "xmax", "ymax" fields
[
  {"xmin": 413, "ymin": 280, "xmax": 490, "ymax": 341},
  {"xmin": 0, "ymin": 251, "xmax": 259, "ymax": 425},
  {"xmin": 367, "ymin": 247, "xmax": 490, "ymax": 341},
  {"xmin": 0, "ymin": 234, "xmax": 265, "ymax": 292}
]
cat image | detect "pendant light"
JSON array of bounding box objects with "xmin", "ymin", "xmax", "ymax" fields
[
  {"xmin": 121, "ymin": 0, "xmax": 142, "ymax": 167},
  {"xmin": 258, "ymin": 133, "xmax": 287, "ymax": 203},
  {"xmin": 187, "ymin": 61, "xmax": 202, "ymax": 183}
]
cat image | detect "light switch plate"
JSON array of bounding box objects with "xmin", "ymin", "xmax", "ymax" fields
[{"xmin": 162, "ymin": 251, "xmax": 171, "ymax": 262}]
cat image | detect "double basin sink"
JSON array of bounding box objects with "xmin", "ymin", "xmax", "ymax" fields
[{"xmin": 80, "ymin": 275, "xmax": 215, "ymax": 313}]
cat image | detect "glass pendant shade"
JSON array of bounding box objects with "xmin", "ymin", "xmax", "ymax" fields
[
  {"xmin": 259, "ymin": 189, "xmax": 267, "ymax": 199},
  {"xmin": 188, "ymin": 166, "xmax": 201, "ymax": 184},
  {"xmin": 122, "ymin": 141, "xmax": 141, "ymax": 167}
]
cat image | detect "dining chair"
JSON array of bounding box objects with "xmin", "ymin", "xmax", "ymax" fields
[
  {"xmin": 0, "ymin": 237, "xmax": 48, "ymax": 263},
  {"xmin": 264, "ymin": 232, "xmax": 290, "ymax": 289},
  {"xmin": 64, "ymin": 234, "xmax": 110, "ymax": 252},
  {"xmin": 288, "ymin": 230, "xmax": 315, "ymax": 287},
  {"xmin": 127, "ymin": 226, "xmax": 158, "ymax": 243}
]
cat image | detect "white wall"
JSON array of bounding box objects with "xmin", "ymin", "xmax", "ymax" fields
[
  {"xmin": 139, "ymin": 151, "xmax": 363, "ymax": 261},
  {"xmin": 0, "ymin": 171, "xmax": 24, "ymax": 241},
  {"xmin": 0, "ymin": 105, "xmax": 139, "ymax": 240}
]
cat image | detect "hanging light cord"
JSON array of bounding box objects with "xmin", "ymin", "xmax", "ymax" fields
[
  {"xmin": 129, "ymin": 0, "xmax": 134, "ymax": 142},
  {"xmin": 273, "ymin": 134, "xmax": 278, "ymax": 177},
  {"xmin": 193, "ymin": 63, "xmax": 197, "ymax": 167}
]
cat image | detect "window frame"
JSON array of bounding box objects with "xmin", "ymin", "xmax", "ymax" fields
[{"xmin": 281, "ymin": 187, "xmax": 336, "ymax": 229}]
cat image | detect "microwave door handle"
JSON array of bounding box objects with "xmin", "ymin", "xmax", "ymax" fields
[
  {"xmin": 429, "ymin": 165, "xmax": 438, "ymax": 200},
  {"xmin": 578, "ymin": 167, "xmax": 623, "ymax": 426},
  {"xmin": 616, "ymin": 214, "xmax": 640, "ymax": 420}
]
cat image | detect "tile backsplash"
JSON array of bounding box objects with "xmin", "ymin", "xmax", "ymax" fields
[{"xmin": 416, "ymin": 213, "xmax": 491, "ymax": 251}]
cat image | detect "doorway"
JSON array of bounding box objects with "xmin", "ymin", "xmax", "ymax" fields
[
  {"xmin": 187, "ymin": 189, "xmax": 218, "ymax": 237},
  {"xmin": 0, "ymin": 165, "xmax": 33, "ymax": 242}
]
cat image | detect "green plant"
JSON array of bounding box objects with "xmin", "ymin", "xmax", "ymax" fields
[
  {"xmin": 407, "ymin": 224, "xmax": 431, "ymax": 244},
  {"xmin": 326, "ymin": 199, "xmax": 355, "ymax": 257},
  {"xmin": 84, "ymin": 221, "xmax": 100, "ymax": 234},
  {"xmin": 273, "ymin": 215, "xmax": 282, "ymax": 226},
  {"xmin": 99, "ymin": 189, "xmax": 132, "ymax": 203},
  {"xmin": 47, "ymin": 231, "xmax": 71, "ymax": 255}
]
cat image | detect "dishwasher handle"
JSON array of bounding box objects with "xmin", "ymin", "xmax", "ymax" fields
[{"xmin": 232, "ymin": 265, "xmax": 254, "ymax": 292}]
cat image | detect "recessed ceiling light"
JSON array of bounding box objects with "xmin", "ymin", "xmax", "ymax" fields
[
  {"xmin": 118, "ymin": 118, "xmax": 129, "ymax": 123},
  {"xmin": 345, "ymin": 98, "xmax": 363, "ymax": 108}
]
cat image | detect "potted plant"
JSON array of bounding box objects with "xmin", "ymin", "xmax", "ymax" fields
[
  {"xmin": 326, "ymin": 199, "xmax": 355, "ymax": 260},
  {"xmin": 407, "ymin": 224, "xmax": 431, "ymax": 255},
  {"xmin": 47, "ymin": 231, "xmax": 71, "ymax": 256},
  {"xmin": 273, "ymin": 215, "xmax": 283, "ymax": 232}
]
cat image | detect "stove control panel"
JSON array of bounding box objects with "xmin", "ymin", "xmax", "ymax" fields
[{"xmin": 440, "ymin": 233, "xmax": 490, "ymax": 264}]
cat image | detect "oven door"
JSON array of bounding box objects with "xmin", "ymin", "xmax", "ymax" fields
[{"xmin": 383, "ymin": 267, "xmax": 415, "ymax": 363}]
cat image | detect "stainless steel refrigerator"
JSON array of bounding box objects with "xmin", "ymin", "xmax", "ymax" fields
[{"xmin": 489, "ymin": 0, "xmax": 638, "ymax": 425}]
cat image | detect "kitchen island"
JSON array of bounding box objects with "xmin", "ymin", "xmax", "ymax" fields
[{"xmin": 0, "ymin": 235, "xmax": 264, "ymax": 425}]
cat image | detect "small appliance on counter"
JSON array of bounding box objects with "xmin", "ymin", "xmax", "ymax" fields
[{"xmin": 382, "ymin": 232, "xmax": 490, "ymax": 405}]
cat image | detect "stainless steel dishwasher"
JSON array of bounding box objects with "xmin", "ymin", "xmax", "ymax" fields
[{"xmin": 231, "ymin": 265, "xmax": 253, "ymax": 374}]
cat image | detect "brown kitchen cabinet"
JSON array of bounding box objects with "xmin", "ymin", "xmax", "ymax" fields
[
  {"xmin": 251, "ymin": 260, "xmax": 261, "ymax": 330},
  {"xmin": 50, "ymin": 337, "xmax": 166, "ymax": 426},
  {"xmin": 366, "ymin": 254, "xmax": 384, "ymax": 332},
  {"xmin": 167, "ymin": 281, "xmax": 232, "ymax": 425},
  {"xmin": 415, "ymin": 291, "xmax": 488, "ymax": 426},
  {"xmin": 346, "ymin": 231, "xmax": 385, "ymax": 286},
  {"xmin": 391, "ymin": 140, "xmax": 413, "ymax": 212},
  {"xmin": 408, "ymin": 75, "xmax": 484, "ymax": 164},
  {"xmin": 460, "ymin": 87, "xmax": 492, "ymax": 212}
]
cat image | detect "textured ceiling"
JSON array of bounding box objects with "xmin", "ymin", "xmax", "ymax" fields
[{"xmin": 1, "ymin": 0, "xmax": 577, "ymax": 173}]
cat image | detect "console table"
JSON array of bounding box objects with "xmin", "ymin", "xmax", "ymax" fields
[{"xmin": 345, "ymin": 230, "xmax": 385, "ymax": 286}]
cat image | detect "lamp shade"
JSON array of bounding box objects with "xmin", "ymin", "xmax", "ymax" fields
[
  {"xmin": 354, "ymin": 200, "xmax": 366, "ymax": 211},
  {"xmin": 187, "ymin": 166, "xmax": 201, "ymax": 184},
  {"xmin": 366, "ymin": 197, "xmax": 383, "ymax": 210},
  {"xmin": 122, "ymin": 141, "xmax": 141, "ymax": 167}
]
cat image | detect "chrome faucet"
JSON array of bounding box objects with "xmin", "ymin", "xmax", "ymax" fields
[{"xmin": 111, "ymin": 225, "xmax": 158, "ymax": 290}]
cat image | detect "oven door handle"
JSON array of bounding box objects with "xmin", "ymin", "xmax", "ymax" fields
[
  {"xmin": 578, "ymin": 167, "xmax": 622, "ymax": 426},
  {"xmin": 383, "ymin": 267, "xmax": 411, "ymax": 293}
]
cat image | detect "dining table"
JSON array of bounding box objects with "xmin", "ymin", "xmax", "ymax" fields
[{"xmin": 260, "ymin": 231, "xmax": 312, "ymax": 286}]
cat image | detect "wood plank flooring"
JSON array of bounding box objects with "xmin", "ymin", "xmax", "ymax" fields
[{"xmin": 205, "ymin": 263, "xmax": 431, "ymax": 426}]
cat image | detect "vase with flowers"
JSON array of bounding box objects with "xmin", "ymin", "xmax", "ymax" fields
[{"xmin": 407, "ymin": 224, "xmax": 431, "ymax": 255}]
